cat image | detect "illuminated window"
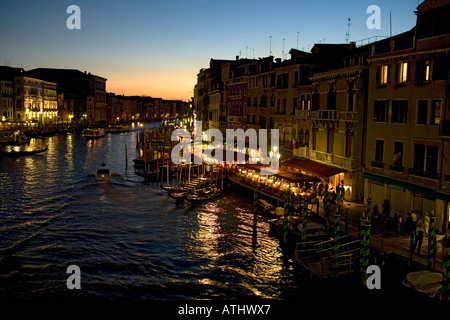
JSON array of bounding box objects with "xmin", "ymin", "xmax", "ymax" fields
[
  {"xmin": 377, "ymin": 65, "xmax": 390, "ymax": 84},
  {"xmin": 397, "ymin": 62, "xmax": 409, "ymax": 83},
  {"xmin": 424, "ymin": 60, "xmax": 431, "ymax": 81}
]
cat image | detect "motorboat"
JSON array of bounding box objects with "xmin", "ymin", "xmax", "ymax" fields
[
  {"xmin": 105, "ymin": 124, "xmax": 130, "ymax": 133},
  {"xmin": 95, "ymin": 162, "xmax": 111, "ymax": 182},
  {"xmin": 83, "ymin": 128, "xmax": 106, "ymax": 139}
]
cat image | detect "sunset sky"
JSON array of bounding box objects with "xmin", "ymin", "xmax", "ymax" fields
[{"xmin": 0, "ymin": 0, "xmax": 420, "ymax": 101}]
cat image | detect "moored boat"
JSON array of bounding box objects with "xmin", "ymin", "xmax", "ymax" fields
[
  {"xmin": 184, "ymin": 186, "xmax": 225, "ymax": 203},
  {"xmin": 0, "ymin": 146, "xmax": 47, "ymax": 157}
]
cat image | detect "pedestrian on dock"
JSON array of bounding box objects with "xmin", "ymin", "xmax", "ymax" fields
[
  {"xmin": 413, "ymin": 221, "xmax": 425, "ymax": 255},
  {"xmin": 405, "ymin": 212, "xmax": 413, "ymax": 233},
  {"xmin": 393, "ymin": 213, "xmax": 402, "ymax": 236},
  {"xmin": 443, "ymin": 229, "xmax": 450, "ymax": 261},
  {"xmin": 382, "ymin": 199, "xmax": 391, "ymax": 226},
  {"xmin": 373, "ymin": 204, "xmax": 380, "ymax": 227},
  {"xmin": 411, "ymin": 211, "xmax": 418, "ymax": 230}
]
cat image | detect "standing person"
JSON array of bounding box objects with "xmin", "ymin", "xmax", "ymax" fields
[
  {"xmin": 382, "ymin": 199, "xmax": 391, "ymax": 224},
  {"xmin": 443, "ymin": 229, "xmax": 450, "ymax": 263},
  {"xmin": 413, "ymin": 221, "xmax": 425, "ymax": 255},
  {"xmin": 394, "ymin": 214, "xmax": 400, "ymax": 237},
  {"xmin": 405, "ymin": 212, "xmax": 413, "ymax": 233},
  {"xmin": 318, "ymin": 182, "xmax": 324, "ymax": 199},
  {"xmin": 411, "ymin": 211, "xmax": 418, "ymax": 231},
  {"xmin": 423, "ymin": 212, "xmax": 430, "ymax": 236},
  {"xmin": 373, "ymin": 204, "xmax": 380, "ymax": 227}
]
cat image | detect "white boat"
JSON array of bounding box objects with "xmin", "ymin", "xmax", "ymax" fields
[{"xmin": 95, "ymin": 162, "xmax": 111, "ymax": 182}]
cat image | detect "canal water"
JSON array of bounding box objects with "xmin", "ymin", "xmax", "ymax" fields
[{"xmin": 0, "ymin": 122, "xmax": 304, "ymax": 301}]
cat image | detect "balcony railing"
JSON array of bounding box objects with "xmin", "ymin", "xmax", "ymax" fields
[
  {"xmin": 371, "ymin": 161, "xmax": 385, "ymax": 169},
  {"xmin": 408, "ymin": 168, "xmax": 439, "ymax": 180}
]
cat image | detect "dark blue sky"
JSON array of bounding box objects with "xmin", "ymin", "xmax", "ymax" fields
[{"xmin": 0, "ymin": 0, "xmax": 420, "ymax": 100}]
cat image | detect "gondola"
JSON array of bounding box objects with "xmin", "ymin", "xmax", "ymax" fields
[
  {"xmin": 184, "ymin": 187, "xmax": 225, "ymax": 203},
  {"xmin": 168, "ymin": 187, "xmax": 187, "ymax": 200},
  {"xmin": 0, "ymin": 146, "xmax": 48, "ymax": 157}
]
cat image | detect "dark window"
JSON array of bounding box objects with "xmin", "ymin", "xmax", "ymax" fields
[
  {"xmin": 312, "ymin": 127, "xmax": 317, "ymax": 150},
  {"xmin": 375, "ymin": 140, "xmax": 384, "ymax": 164},
  {"xmin": 433, "ymin": 57, "xmax": 449, "ymax": 81},
  {"xmin": 426, "ymin": 146, "xmax": 439, "ymax": 176},
  {"xmin": 282, "ymin": 73, "xmax": 289, "ymax": 89},
  {"xmin": 417, "ymin": 100, "xmax": 428, "ymax": 125},
  {"xmin": 312, "ymin": 89, "xmax": 320, "ymax": 111},
  {"xmin": 347, "ymin": 82, "xmax": 355, "ymax": 112},
  {"xmin": 374, "ymin": 100, "xmax": 388, "ymax": 122},
  {"xmin": 415, "ymin": 59, "xmax": 431, "ymax": 82},
  {"xmin": 326, "ymin": 128, "xmax": 334, "ymax": 154},
  {"xmin": 304, "ymin": 130, "xmax": 310, "ymax": 147},
  {"xmin": 270, "ymin": 73, "xmax": 276, "ymax": 87},
  {"xmin": 393, "ymin": 141, "xmax": 403, "ymax": 167},
  {"xmin": 391, "ymin": 100, "xmax": 407, "ymax": 123},
  {"xmin": 327, "ymin": 84, "xmax": 336, "ymax": 109},
  {"xmin": 413, "ymin": 144, "xmax": 426, "ymax": 172},
  {"xmin": 345, "ymin": 130, "xmax": 353, "ymax": 158}
]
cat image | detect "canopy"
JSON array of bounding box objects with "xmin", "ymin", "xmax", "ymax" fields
[{"xmin": 281, "ymin": 157, "xmax": 346, "ymax": 180}]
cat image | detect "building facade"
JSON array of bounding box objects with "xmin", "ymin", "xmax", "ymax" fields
[
  {"xmin": 14, "ymin": 76, "xmax": 58, "ymax": 125},
  {"xmin": 364, "ymin": 0, "xmax": 450, "ymax": 232}
]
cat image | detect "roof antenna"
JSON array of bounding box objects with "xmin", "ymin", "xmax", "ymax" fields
[
  {"xmin": 390, "ymin": 11, "xmax": 392, "ymax": 38},
  {"xmin": 269, "ymin": 36, "xmax": 272, "ymax": 56},
  {"xmin": 346, "ymin": 18, "xmax": 352, "ymax": 44}
]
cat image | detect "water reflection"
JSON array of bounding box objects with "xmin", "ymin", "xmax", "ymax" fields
[{"xmin": 0, "ymin": 123, "xmax": 297, "ymax": 300}]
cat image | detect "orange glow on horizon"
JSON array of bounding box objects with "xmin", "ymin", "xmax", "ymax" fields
[{"xmin": 105, "ymin": 72, "xmax": 195, "ymax": 102}]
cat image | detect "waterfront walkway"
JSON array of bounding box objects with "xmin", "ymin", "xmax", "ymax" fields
[
  {"xmin": 229, "ymin": 174, "xmax": 445, "ymax": 274},
  {"xmin": 320, "ymin": 200, "xmax": 445, "ymax": 274}
]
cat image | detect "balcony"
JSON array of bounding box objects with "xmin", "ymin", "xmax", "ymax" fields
[
  {"xmin": 389, "ymin": 165, "xmax": 404, "ymax": 173},
  {"xmin": 339, "ymin": 111, "xmax": 359, "ymax": 121},
  {"xmin": 294, "ymin": 109, "xmax": 310, "ymax": 120},
  {"xmin": 408, "ymin": 168, "xmax": 439, "ymax": 180},
  {"xmin": 439, "ymin": 120, "xmax": 450, "ymax": 137},
  {"xmin": 309, "ymin": 110, "xmax": 338, "ymax": 121},
  {"xmin": 371, "ymin": 161, "xmax": 385, "ymax": 169}
]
